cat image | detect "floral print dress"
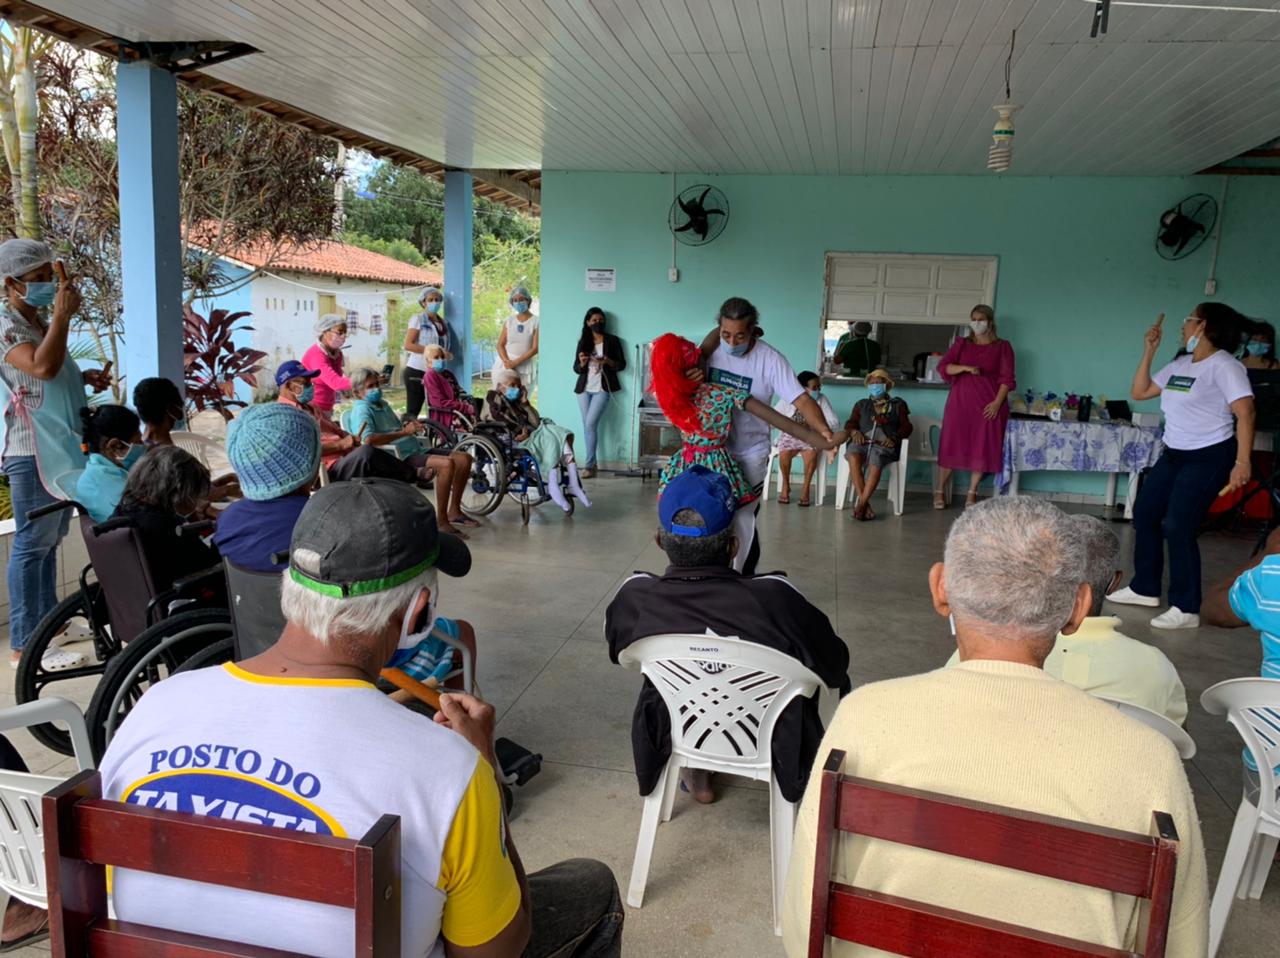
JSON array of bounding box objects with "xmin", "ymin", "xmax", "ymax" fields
[{"xmin": 658, "ymin": 383, "xmax": 755, "ymax": 504}]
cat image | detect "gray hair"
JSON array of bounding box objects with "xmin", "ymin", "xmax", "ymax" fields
[
  {"xmin": 943, "ymin": 497, "xmax": 1087, "ymax": 643},
  {"xmin": 493, "ymin": 367, "xmax": 520, "ymax": 385},
  {"xmin": 315, "ymin": 313, "xmax": 346, "ymax": 335},
  {"xmin": 280, "ymin": 565, "xmax": 434, "ymax": 647},
  {"xmin": 350, "ymin": 367, "xmax": 380, "ymax": 396},
  {"xmin": 118, "ymin": 445, "xmax": 211, "ymax": 516},
  {"xmin": 1070, "ymin": 514, "xmax": 1120, "ymax": 616},
  {"xmin": 0, "ymin": 238, "xmax": 52, "ymax": 283},
  {"xmin": 422, "ymin": 343, "xmax": 447, "ymax": 361},
  {"xmin": 658, "ymin": 508, "xmax": 734, "ymax": 568}
]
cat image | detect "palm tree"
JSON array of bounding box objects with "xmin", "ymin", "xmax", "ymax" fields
[{"xmin": 0, "ymin": 22, "xmax": 55, "ymax": 238}]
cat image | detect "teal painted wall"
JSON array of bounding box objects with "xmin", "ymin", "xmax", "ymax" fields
[{"xmin": 538, "ymin": 173, "xmax": 1280, "ymax": 494}]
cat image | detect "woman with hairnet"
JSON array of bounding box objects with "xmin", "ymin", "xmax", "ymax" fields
[
  {"xmin": 301, "ymin": 313, "xmax": 353, "ymax": 419},
  {"xmin": 403, "ymin": 285, "xmax": 449, "ymax": 420},
  {"xmin": 0, "ymin": 239, "xmax": 110, "ymax": 669},
  {"xmin": 493, "ymin": 285, "xmax": 539, "ymax": 391}
]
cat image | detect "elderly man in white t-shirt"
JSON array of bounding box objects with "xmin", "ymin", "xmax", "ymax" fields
[{"xmin": 698, "ymin": 296, "xmax": 834, "ymax": 572}]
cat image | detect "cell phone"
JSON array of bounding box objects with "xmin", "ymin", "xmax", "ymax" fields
[{"xmin": 381, "ymin": 363, "xmax": 395, "ymax": 379}]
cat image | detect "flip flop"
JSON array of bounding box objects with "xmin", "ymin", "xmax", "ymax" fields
[
  {"xmin": 776, "ymin": 494, "xmax": 790, "ymax": 504},
  {"xmin": 798, "ymin": 498, "xmax": 811, "ymax": 507},
  {"xmin": 438, "ymin": 525, "xmax": 469, "ymax": 541},
  {"xmin": 451, "ymin": 514, "xmax": 482, "ymax": 528}
]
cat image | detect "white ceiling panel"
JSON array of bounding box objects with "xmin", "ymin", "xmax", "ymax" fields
[{"xmin": 25, "ymin": 0, "xmax": 1280, "ymax": 175}]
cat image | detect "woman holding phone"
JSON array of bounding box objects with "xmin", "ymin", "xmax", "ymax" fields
[
  {"xmin": 1109, "ymin": 305, "xmax": 1255, "ymax": 630},
  {"xmin": 0, "ymin": 240, "xmax": 110, "ymax": 668}
]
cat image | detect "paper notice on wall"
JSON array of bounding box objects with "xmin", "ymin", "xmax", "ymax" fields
[{"xmin": 585, "ymin": 267, "xmax": 616, "ymax": 292}]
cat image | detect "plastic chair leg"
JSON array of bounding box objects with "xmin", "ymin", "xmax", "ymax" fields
[
  {"xmin": 815, "ymin": 460, "xmax": 827, "ymax": 506},
  {"xmin": 768, "ymin": 776, "xmax": 797, "ymax": 937},
  {"xmin": 1244, "ymin": 832, "xmax": 1277, "ymax": 899},
  {"xmin": 763, "ymin": 451, "xmax": 778, "ymax": 502},
  {"xmin": 627, "ymin": 761, "xmax": 673, "ymax": 909},
  {"xmin": 835, "ymin": 452, "xmax": 849, "ymax": 510},
  {"xmin": 660, "ymin": 758, "xmax": 680, "ymax": 823},
  {"xmin": 1209, "ymin": 798, "xmax": 1261, "ymax": 956}
]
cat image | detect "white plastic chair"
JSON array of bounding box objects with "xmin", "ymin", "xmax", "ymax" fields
[
  {"xmin": 834, "ymin": 435, "xmax": 910, "ymax": 515},
  {"xmin": 1200, "ymin": 678, "xmax": 1280, "ymax": 956},
  {"xmin": 0, "ymin": 698, "xmax": 94, "ymax": 910},
  {"xmin": 762, "ymin": 444, "xmax": 828, "ymax": 506},
  {"xmin": 1097, "ymin": 697, "xmax": 1196, "ymax": 759},
  {"xmin": 171, "ymin": 431, "xmax": 226, "ymax": 471},
  {"xmin": 617, "ymin": 633, "xmax": 837, "ymax": 935}
]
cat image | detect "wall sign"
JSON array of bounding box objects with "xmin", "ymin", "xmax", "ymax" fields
[{"xmin": 585, "ymin": 267, "xmax": 616, "ymax": 292}]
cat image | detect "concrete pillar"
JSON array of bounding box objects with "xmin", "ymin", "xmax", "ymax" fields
[
  {"xmin": 116, "ymin": 60, "xmax": 185, "ymax": 391},
  {"xmin": 443, "ymin": 170, "xmax": 473, "ymax": 387}
]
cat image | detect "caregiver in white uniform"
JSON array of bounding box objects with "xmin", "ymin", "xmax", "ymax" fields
[
  {"xmin": 702, "ymin": 296, "xmax": 834, "ymax": 573},
  {"xmin": 494, "ymin": 285, "xmax": 539, "ymax": 391}
]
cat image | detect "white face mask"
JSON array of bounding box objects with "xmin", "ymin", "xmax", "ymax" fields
[
  {"xmin": 970, "ymin": 319, "xmax": 990, "ymax": 336},
  {"xmin": 387, "ymin": 570, "xmax": 440, "ymax": 670}
]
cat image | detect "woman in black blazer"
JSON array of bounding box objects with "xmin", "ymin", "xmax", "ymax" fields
[{"xmin": 572, "ymin": 307, "xmax": 627, "ymax": 477}]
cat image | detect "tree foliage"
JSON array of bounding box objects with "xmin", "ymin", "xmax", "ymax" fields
[
  {"xmin": 341, "ymin": 230, "xmax": 426, "ymax": 267},
  {"xmin": 472, "ymin": 236, "xmax": 540, "ymax": 350}
]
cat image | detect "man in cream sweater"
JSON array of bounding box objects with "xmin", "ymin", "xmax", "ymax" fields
[{"xmin": 782, "ymin": 497, "xmax": 1208, "ymax": 957}]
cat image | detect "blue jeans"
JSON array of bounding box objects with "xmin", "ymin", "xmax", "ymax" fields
[
  {"xmin": 576, "ymin": 391, "xmax": 610, "ymax": 468},
  {"xmin": 1129, "ymin": 438, "xmax": 1235, "ymax": 614},
  {"xmin": 4, "ymin": 456, "xmax": 70, "ymax": 651}
]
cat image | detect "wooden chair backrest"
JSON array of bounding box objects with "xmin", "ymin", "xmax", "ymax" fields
[
  {"xmin": 44, "ymin": 770, "xmax": 401, "ymax": 957},
  {"xmin": 808, "ymin": 749, "xmax": 1179, "ymax": 958}
]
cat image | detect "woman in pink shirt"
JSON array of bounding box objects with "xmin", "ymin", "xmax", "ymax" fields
[
  {"xmin": 301, "ymin": 314, "xmax": 351, "ymax": 418},
  {"xmin": 422, "ymin": 344, "xmax": 477, "ymax": 431}
]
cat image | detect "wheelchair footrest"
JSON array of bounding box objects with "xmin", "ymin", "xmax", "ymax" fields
[{"xmin": 495, "ymin": 737, "xmax": 542, "ymax": 787}]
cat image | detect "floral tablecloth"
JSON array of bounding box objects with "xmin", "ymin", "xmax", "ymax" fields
[{"xmin": 998, "ymin": 419, "xmax": 1164, "ymax": 492}]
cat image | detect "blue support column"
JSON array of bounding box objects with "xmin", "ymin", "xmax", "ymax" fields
[
  {"xmin": 117, "ymin": 60, "xmax": 185, "ymax": 392},
  {"xmin": 443, "ymin": 171, "xmax": 473, "ymax": 387}
]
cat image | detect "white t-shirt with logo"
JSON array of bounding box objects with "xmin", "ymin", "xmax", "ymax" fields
[
  {"xmin": 707, "ymin": 339, "xmax": 805, "ymax": 460},
  {"xmin": 406, "ymin": 313, "xmax": 450, "ymax": 372},
  {"xmin": 99, "ymin": 664, "xmax": 519, "ymax": 958},
  {"xmin": 1153, "ymin": 350, "xmax": 1253, "ymax": 450}
]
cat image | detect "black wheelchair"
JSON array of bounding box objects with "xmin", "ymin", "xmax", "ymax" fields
[{"xmin": 15, "ymin": 498, "xmax": 233, "ymax": 758}]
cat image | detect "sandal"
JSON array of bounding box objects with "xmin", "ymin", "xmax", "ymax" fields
[
  {"xmin": 776, "ymin": 494, "xmax": 790, "ymax": 504},
  {"xmin": 798, "ymin": 498, "xmax": 810, "ymax": 508},
  {"xmin": 933, "ymin": 491, "xmax": 946, "ymax": 510},
  {"xmin": 965, "ymin": 492, "xmax": 979, "ymax": 508},
  {"xmin": 451, "ymin": 514, "xmax": 481, "ymax": 528}
]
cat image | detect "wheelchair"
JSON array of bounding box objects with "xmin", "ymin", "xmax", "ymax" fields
[
  {"xmin": 424, "ymin": 396, "xmax": 575, "ymax": 525},
  {"xmin": 15, "ymin": 497, "xmax": 233, "ymax": 759}
]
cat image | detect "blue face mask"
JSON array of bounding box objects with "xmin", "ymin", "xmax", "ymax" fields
[
  {"xmin": 430, "ymin": 358, "xmax": 445, "ymax": 372},
  {"xmin": 1186, "ymin": 334, "xmax": 1201, "ymax": 352},
  {"xmin": 425, "ymin": 301, "xmax": 441, "ymax": 315},
  {"xmin": 807, "ymin": 389, "xmax": 821, "ymax": 402},
  {"xmin": 366, "ymin": 387, "xmax": 383, "ymax": 404},
  {"xmin": 512, "ymin": 300, "xmax": 529, "ymax": 314},
  {"xmin": 119, "ymin": 443, "xmax": 146, "ymax": 470},
  {"xmin": 21, "ymin": 281, "xmax": 56, "ymax": 308},
  {"xmin": 720, "ymin": 340, "xmax": 748, "ymax": 358},
  {"xmin": 298, "ymin": 383, "xmax": 315, "ymax": 404},
  {"xmin": 504, "ymin": 386, "xmax": 521, "ymax": 401},
  {"xmin": 1247, "ymin": 341, "xmax": 1269, "ymax": 356},
  {"xmin": 868, "ymin": 383, "xmax": 888, "ymax": 398}
]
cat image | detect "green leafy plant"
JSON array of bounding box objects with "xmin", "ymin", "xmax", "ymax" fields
[{"xmin": 183, "ymin": 305, "xmax": 266, "ymax": 420}]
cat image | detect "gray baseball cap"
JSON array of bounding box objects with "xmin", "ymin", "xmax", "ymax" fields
[{"xmin": 287, "ymin": 479, "xmax": 470, "ymax": 597}]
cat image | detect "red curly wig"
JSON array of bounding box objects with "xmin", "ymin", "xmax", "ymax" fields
[{"xmin": 648, "ymin": 333, "xmax": 704, "ymax": 434}]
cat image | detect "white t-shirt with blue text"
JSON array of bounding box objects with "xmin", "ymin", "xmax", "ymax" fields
[
  {"xmin": 708, "ymin": 339, "xmax": 805, "ymax": 460},
  {"xmin": 1153, "ymin": 350, "xmax": 1252, "ymax": 451}
]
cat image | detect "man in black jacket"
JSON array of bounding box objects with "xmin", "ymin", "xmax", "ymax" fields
[{"xmin": 605, "ymin": 466, "xmax": 850, "ymax": 804}]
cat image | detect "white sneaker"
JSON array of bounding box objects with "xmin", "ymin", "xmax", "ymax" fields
[
  {"xmin": 1151, "ymin": 607, "xmax": 1200, "ymax": 630},
  {"xmin": 41, "ymin": 648, "xmax": 87, "ymax": 671},
  {"xmin": 1106, "ymin": 587, "xmax": 1160, "ymax": 608}
]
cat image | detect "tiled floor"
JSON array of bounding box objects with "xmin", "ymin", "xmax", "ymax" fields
[{"xmin": 3, "ymin": 476, "xmax": 1277, "ymax": 956}]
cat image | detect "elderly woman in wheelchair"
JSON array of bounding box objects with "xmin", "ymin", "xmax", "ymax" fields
[
  {"xmin": 483, "ymin": 368, "xmax": 591, "ymax": 514},
  {"xmin": 345, "ymin": 367, "xmax": 480, "ymax": 535},
  {"xmin": 421, "ymin": 343, "xmax": 480, "ymax": 432}
]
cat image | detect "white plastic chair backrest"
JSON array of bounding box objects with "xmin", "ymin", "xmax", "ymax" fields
[
  {"xmin": 617, "ymin": 634, "xmax": 824, "ymax": 772},
  {"xmin": 1098, "ymin": 697, "xmax": 1196, "ymax": 760},
  {"xmin": 0, "ymin": 698, "xmax": 94, "ymax": 908},
  {"xmin": 1202, "ymin": 678, "xmax": 1280, "ymax": 819},
  {"xmin": 171, "ymin": 431, "xmax": 220, "ymax": 469},
  {"xmin": 906, "ymin": 415, "xmax": 942, "ymax": 461}
]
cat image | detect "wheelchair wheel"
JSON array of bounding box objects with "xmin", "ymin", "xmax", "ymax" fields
[
  {"xmin": 15, "ymin": 583, "xmax": 118, "ymax": 755},
  {"xmin": 86, "ymin": 608, "xmax": 233, "ymax": 760},
  {"xmin": 173, "ymin": 636, "xmax": 236, "ymax": 675},
  {"xmin": 454, "ymin": 433, "xmax": 507, "ymax": 516}
]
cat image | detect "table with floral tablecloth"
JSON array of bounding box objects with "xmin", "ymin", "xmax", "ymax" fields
[{"xmin": 997, "ymin": 419, "xmax": 1164, "ymax": 517}]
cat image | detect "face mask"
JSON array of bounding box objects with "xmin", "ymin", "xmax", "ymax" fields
[
  {"xmin": 720, "ymin": 340, "xmax": 748, "ymax": 358},
  {"xmin": 425, "ymin": 301, "xmax": 441, "ymax": 315},
  {"xmin": 1186, "ymin": 334, "xmax": 1201, "ymax": 352},
  {"xmin": 807, "ymin": 389, "xmax": 821, "ymax": 402},
  {"xmin": 387, "ymin": 573, "xmax": 439, "ymax": 670},
  {"xmin": 504, "ymin": 386, "xmax": 521, "ymax": 401},
  {"xmin": 1247, "ymin": 341, "xmax": 1269, "ymax": 356},
  {"xmin": 589, "ymin": 321, "xmax": 604, "ymax": 332},
  {"xmin": 868, "ymin": 383, "xmax": 888, "ymax": 398},
  {"xmin": 970, "ymin": 320, "xmax": 990, "ymax": 336},
  {"xmin": 366, "ymin": 387, "xmax": 383, "ymax": 404},
  {"xmin": 430, "ymin": 358, "xmax": 445, "ymax": 372},
  {"xmin": 511, "ymin": 301, "xmax": 529, "ymax": 314},
  {"xmin": 21, "ymin": 281, "xmax": 56, "ymax": 308},
  {"xmin": 118, "ymin": 443, "xmax": 146, "ymax": 470},
  {"xmin": 298, "ymin": 383, "xmax": 315, "ymax": 404}
]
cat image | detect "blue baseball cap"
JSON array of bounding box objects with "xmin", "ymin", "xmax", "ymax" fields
[
  {"xmin": 275, "ymin": 359, "xmax": 321, "ymax": 387},
  {"xmin": 658, "ymin": 466, "xmax": 738, "ymax": 537}
]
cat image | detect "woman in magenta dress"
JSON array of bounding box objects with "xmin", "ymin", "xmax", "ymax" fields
[{"xmin": 936, "ymin": 304, "xmax": 1015, "ymax": 509}]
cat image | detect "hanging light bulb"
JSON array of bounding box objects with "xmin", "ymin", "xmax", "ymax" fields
[{"xmin": 987, "ymin": 103, "xmax": 1017, "ymax": 172}]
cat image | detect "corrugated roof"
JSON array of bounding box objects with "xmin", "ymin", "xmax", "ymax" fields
[{"xmin": 214, "ymin": 235, "xmax": 442, "ymax": 286}]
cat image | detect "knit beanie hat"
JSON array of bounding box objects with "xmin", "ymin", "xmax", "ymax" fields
[{"xmin": 226, "ymin": 403, "xmax": 321, "ymax": 501}]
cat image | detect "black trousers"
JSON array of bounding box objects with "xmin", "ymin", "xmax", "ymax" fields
[
  {"xmin": 403, "ymin": 367, "xmax": 426, "ymax": 420},
  {"xmin": 326, "ymin": 445, "xmax": 417, "ymax": 484}
]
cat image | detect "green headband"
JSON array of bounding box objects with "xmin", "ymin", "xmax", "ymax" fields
[{"xmin": 288, "ymin": 547, "xmax": 438, "ymax": 599}]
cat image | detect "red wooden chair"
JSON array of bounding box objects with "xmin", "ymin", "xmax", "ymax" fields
[
  {"xmin": 807, "ymin": 749, "xmax": 1180, "ymax": 958},
  {"xmin": 43, "ymin": 770, "xmax": 400, "ymax": 957}
]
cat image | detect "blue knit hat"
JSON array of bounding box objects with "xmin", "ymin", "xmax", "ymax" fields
[{"xmin": 226, "ymin": 403, "xmax": 321, "ymax": 501}]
